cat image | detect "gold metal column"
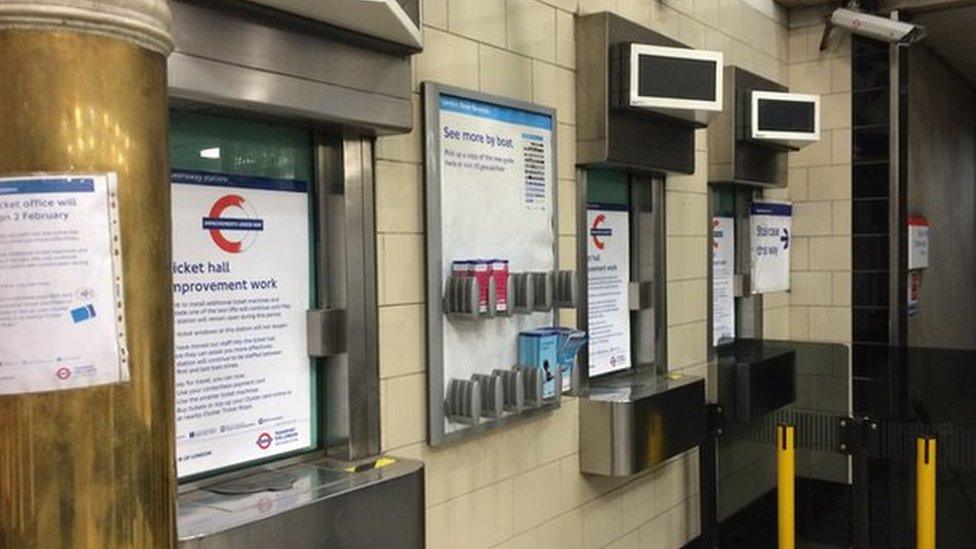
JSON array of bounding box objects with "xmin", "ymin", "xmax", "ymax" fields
[{"xmin": 0, "ymin": 1, "xmax": 175, "ymax": 547}]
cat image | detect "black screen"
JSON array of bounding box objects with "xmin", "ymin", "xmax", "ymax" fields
[
  {"xmin": 757, "ymin": 99, "xmax": 815, "ymax": 133},
  {"xmin": 637, "ymin": 55, "xmax": 716, "ymax": 101}
]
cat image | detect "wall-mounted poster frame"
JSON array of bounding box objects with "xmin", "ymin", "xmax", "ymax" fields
[{"xmin": 423, "ymin": 82, "xmax": 561, "ymax": 446}]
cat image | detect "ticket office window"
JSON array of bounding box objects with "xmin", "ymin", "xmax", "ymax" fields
[
  {"xmin": 170, "ymin": 111, "xmax": 321, "ymax": 481},
  {"xmin": 584, "ymin": 168, "xmax": 667, "ymax": 380},
  {"xmin": 710, "ymin": 184, "xmax": 761, "ymax": 348}
]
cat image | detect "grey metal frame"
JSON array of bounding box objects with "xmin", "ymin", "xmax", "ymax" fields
[
  {"xmin": 423, "ymin": 82, "xmax": 561, "ymax": 446},
  {"xmin": 168, "ymin": 1, "xmax": 413, "ymax": 135}
]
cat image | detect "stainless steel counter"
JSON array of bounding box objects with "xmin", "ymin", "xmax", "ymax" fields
[{"xmin": 178, "ymin": 457, "xmax": 424, "ymax": 548}]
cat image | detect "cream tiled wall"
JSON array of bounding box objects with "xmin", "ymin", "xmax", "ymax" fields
[
  {"xmin": 773, "ymin": 8, "xmax": 853, "ymax": 348},
  {"xmin": 375, "ymin": 1, "xmax": 800, "ymax": 547}
]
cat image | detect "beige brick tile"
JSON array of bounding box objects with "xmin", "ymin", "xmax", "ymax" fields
[
  {"xmin": 607, "ymin": 530, "xmax": 641, "ymax": 549},
  {"xmin": 667, "ymin": 279, "xmax": 708, "ymax": 325},
  {"xmin": 790, "ymin": 131, "xmax": 832, "ymax": 167},
  {"xmin": 620, "ymin": 473, "xmax": 654, "ymax": 532},
  {"xmin": 579, "ymin": 0, "xmax": 615, "ymax": 14},
  {"xmin": 764, "ymin": 186, "xmax": 789, "ymax": 201},
  {"xmin": 376, "ymin": 160, "xmax": 423, "ymax": 233},
  {"xmin": 790, "ymin": 271, "xmax": 832, "ymax": 305},
  {"xmin": 792, "ymin": 236, "xmax": 809, "ymax": 270},
  {"xmin": 665, "ymin": 192, "xmax": 707, "ymax": 236},
  {"xmin": 450, "ymin": 0, "xmax": 506, "ymax": 46},
  {"xmin": 558, "ymin": 235, "xmax": 576, "ymax": 270},
  {"xmin": 789, "ymin": 167, "xmax": 809, "ymax": 202},
  {"xmin": 488, "ymin": 421, "xmax": 540, "ymax": 481},
  {"xmin": 808, "ymin": 235, "xmax": 850, "ymax": 271},
  {"xmin": 538, "ymin": 509, "xmax": 583, "ymax": 549},
  {"xmin": 540, "ymin": 0, "xmax": 578, "ymax": 12},
  {"xmin": 557, "ymin": 454, "xmax": 624, "ymax": 512},
  {"xmin": 832, "ymin": 200, "xmax": 851, "ymax": 235},
  {"xmin": 667, "ymin": 321, "xmax": 707, "ymax": 369},
  {"xmin": 381, "ymin": 373, "xmax": 426, "ymax": 449},
  {"xmin": 423, "ymin": 439, "xmax": 492, "ymax": 505},
  {"xmin": 426, "ymin": 0, "xmax": 449, "ymax": 28},
  {"xmin": 694, "ymin": 0, "xmax": 720, "ymax": 28},
  {"xmin": 415, "ymin": 27, "xmax": 480, "ymax": 90},
  {"xmin": 495, "ymin": 528, "xmax": 540, "ymax": 549},
  {"xmin": 695, "ymin": 128, "xmax": 707, "ymax": 153},
  {"xmin": 376, "ymin": 93, "xmax": 422, "ymax": 163},
  {"xmin": 583, "ymin": 492, "xmax": 624, "ymax": 548},
  {"xmin": 789, "ymin": 25, "xmax": 813, "ymax": 63},
  {"xmin": 480, "ymin": 45, "xmax": 534, "ymax": 102},
  {"xmin": 513, "ymin": 461, "xmax": 562, "ymax": 531},
  {"xmin": 649, "ymin": 453, "xmax": 699, "ymax": 517},
  {"xmin": 667, "ymin": 151, "xmax": 708, "ymax": 193},
  {"xmin": 428, "ymin": 501, "xmax": 458, "ymax": 549},
  {"xmin": 536, "ymin": 398, "xmax": 579, "ymax": 463},
  {"xmin": 666, "ymin": 236, "xmax": 707, "ymax": 281},
  {"xmin": 831, "ymin": 55, "xmax": 852, "ymax": 92},
  {"xmin": 533, "ymin": 61, "xmax": 576, "ymax": 125},
  {"xmin": 507, "ymin": 0, "xmax": 557, "ymax": 62},
  {"xmin": 832, "ymin": 128, "xmax": 851, "ymax": 165},
  {"xmin": 808, "ymin": 306, "xmax": 851, "ymax": 342},
  {"xmin": 557, "ymin": 123, "xmax": 576, "ymax": 180},
  {"xmin": 764, "ymin": 291, "xmax": 790, "ymax": 310},
  {"xmin": 557, "ymin": 178, "xmax": 577, "ymax": 236},
  {"xmin": 807, "ymin": 165, "xmax": 851, "ymax": 201},
  {"xmin": 617, "ymin": 0, "xmax": 654, "ymax": 27},
  {"xmin": 718, "ymin": 0, "xmax": 743, "ymax": 38},
  {"xmin": 789, "ymin": 59, "xmax": 833, "ymax": 94},
  {"xmin": 832, "ymin": 271, "xmax": 851, "ymax": 306},
  {"xmin": 555, "ymin": 9, "xmax": 575, "ymax": 69},
  {"xmin": 456, "ymin": 481, "xmax": 516, "ymax": 549},
  {"xmin": 379, "ymin": 233, "xmax": 425, "ymax": 305},
  {"xmin": 792, "ymin": 201, "xmax": 832, "ymax": 236},
  {"xmin": 790, "ymin": 306, "xmax": 809, "ymax": 340},
  {"xmin": 820, "ymin": 92, "xmax": 851, "ymax": 130},
  {"xmin": 764, "ymin": 306, "xmax": 791, "ymax": 339},
  {"xmin": 379, "ymin": 304, "xmax": 425, "ymax": 379}
]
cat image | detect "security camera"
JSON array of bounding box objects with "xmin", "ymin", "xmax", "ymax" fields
[{"xmin": 827, "ymin": 8, "xmax": 926, "ymax": 45}]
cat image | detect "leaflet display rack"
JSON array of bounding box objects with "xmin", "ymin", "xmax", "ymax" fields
[{"xmin": 423, "ymin": 82, "xmax": 575, "ymax": 445}]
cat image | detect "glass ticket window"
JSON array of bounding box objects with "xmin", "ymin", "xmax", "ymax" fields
[
  {"xmin": 710, "ymin": 184, "xmax": 764, "ymax": 349},
  {"xmin": 581, "ymin": 168, "xmax": 667, "ymax": 381},
  {"xmin": 170, "ymin": 111, "xmax": 319, "ymax": 480}
]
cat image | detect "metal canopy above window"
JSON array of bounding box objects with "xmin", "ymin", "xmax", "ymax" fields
[{"xmin": 244, "ymin": 0, "xmax": 422, "ymax": 50}]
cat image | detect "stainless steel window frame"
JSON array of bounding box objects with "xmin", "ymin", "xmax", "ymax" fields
[{"xmin": 575, "ymin": 170, "xmax": 669, "ymax": 393}]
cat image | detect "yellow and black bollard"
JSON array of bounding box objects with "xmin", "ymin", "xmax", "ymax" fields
[
  {"xmin": 916, "ymin": 435, "xmax": 937, "ymax": 549},
  {"xmin": 777, "ymin": 423, "xmax": 796, "ymax": 549}
]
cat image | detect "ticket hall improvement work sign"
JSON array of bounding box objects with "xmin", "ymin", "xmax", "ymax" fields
[
  {"xmin": 0, "ymin": 174, "xmax": 129, "ymax": 395},
  {"xmin": 172, "ymin": 170, "xmax": 311, "ymax": 477}
]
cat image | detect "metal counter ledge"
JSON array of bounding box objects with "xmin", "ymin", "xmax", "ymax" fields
[{"xmin": 178, "ymin": 457, "xmax": 424, "ymax": 549}]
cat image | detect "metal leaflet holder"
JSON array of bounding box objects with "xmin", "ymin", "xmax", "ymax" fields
[{"xmin": 575, "ymin": 12, "xmax": 716, "ymax": 477}]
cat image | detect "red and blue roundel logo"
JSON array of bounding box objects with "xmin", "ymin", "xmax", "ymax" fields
[
  {"xmin": 590, "ymin": 214, "xmax": 612, "ymax": 250},
  {"xmin": 55, "ymin": 367, "xmax": 72, "ymax": 380},
  {"xmin": 256, "ymin": 432, "xmax": 273, "ymax": 450},
  {"xmin": 203, "ymin": 195, "xmax": 264, "ymax": 254}
]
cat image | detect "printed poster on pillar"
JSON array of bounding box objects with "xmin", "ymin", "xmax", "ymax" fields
[
  {"xmin": 750, "ymin": 201, "xmax": 792, "ymax": 294},
  {"xmin": 171, "ymin": 170, "xmax": 311, "ymax": 478},
  {"xmin": 0, "ymin": 174, "xmax": 129, "ymax": 395}
]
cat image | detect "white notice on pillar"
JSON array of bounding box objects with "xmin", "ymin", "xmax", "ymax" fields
[
  {"xmin": 587, "ymin": 205, "xmax": 630, "ymax": 377},
  {"xmin": 712, "ymin": 216, "xmax": 735, "ymax": 345},
  {"xmin": 0, "ymin": 174, "xmax": 129, "ymax": 395},
  {"xmin": 750, "ymin": 201, "xmax": 792, "ymax": 294},
  {"xmin": 171, "ymin": 170, "xmax": 312, "ymax": 478}
]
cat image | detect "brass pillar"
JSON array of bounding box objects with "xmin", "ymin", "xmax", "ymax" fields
[{"xmin": 0, "ymin": 1, "xmax": 175, "ymax": 547}]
